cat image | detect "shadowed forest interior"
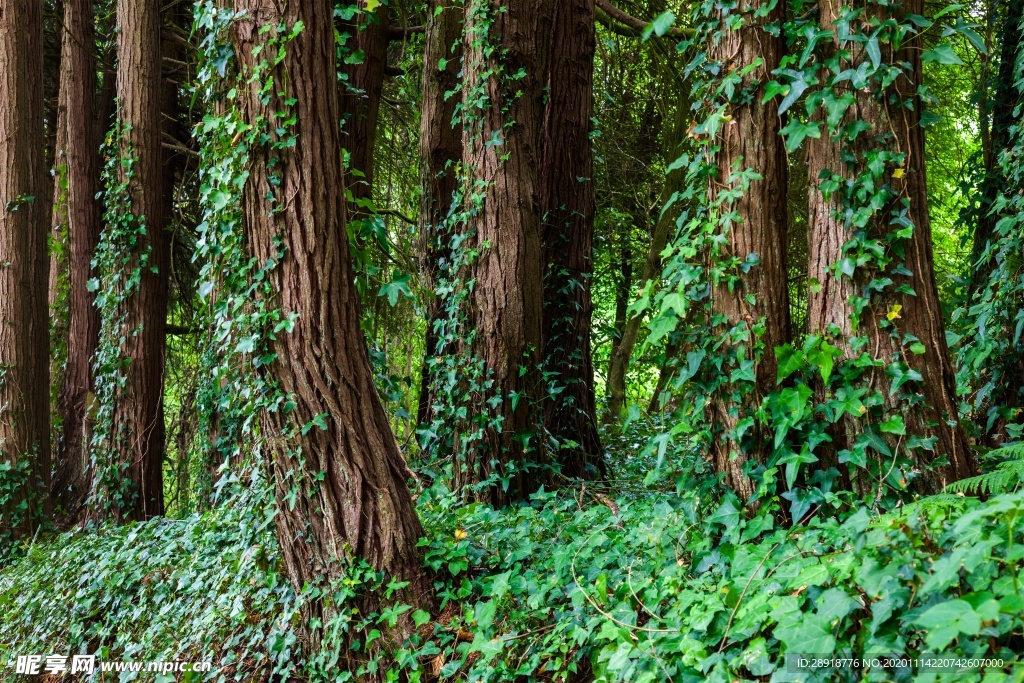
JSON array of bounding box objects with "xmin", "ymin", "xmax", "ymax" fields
[{"xmin": 2, "ymin": 0, "xmax": 1024, "ymax": 680}]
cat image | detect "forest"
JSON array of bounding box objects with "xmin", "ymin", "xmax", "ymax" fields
[{"xmin": 1, "ymin": 0, "xmax": 1024, "ymax": 679}]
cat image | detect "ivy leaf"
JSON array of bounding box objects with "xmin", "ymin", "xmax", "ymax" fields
[
  {"xmin": 643, "ymin": 11, "xmax": 675, "ymax": 40},
  {"xmin": 922, "ymin": 43, "xmax": 963, "ymax": 65},
  {"xmin": 879, "ymin": 415, "xmax": 906, "ymax": 435},
  {"xmin": 775, "ymin": 344, "xmax": 803, "ymax": 383},
  {"xmin": 378, "ymin": 273, "xmax": 413, "ymax": 307},
  {"xmin": 779, "ymin": 120, "xmax": 820, "ymax": 152},
  {"xmin": 913, "ymin": 599, "xmax": 981, "ymax": 650}
]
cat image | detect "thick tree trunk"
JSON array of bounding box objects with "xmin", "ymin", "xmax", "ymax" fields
[
  {"xmin": 706, "ymin": 0, "xmax": 791, "ymax": 503},
  {"xmin": 417, "ymin": 0, "xmax": 463, "ymax": 427},
  {"xmin": 805, "ymin": 0, "xmax": 975, "ymax": 494},
  {"xmin": 455, "ymin": 0, "xmax": 556, "ymax": 505},
  {"xmin": 0, "ymin": 0, "xmax": 51, "ymax": 538},
  {"xmin": 51, "ymin": 0, "xmax": 102, "ymax": 518},
  {"xmin": 540, "ymin": 0, "xmax": 602, "ymax": 477},
  {"xmin": 890, "ymin": 0, "xmax": 974, "ymax": 488},
  {"xmin": 91, "ymin": 0, "xmax": 168, "ymax": 521},
  {"xmin": 231, "ymin": 0, "xmax": 431, "ymax": 655}
]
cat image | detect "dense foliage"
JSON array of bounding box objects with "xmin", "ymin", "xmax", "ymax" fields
[{"xmin": 1, "ymin": 0, "xmax": 1024, "ymax": 680}]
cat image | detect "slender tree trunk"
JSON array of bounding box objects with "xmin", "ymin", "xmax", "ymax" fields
[
  {"xmin": 340, "ymin": 0, "xmax": 390, "ymax": 213},
  {"xmin": 806, "ymin": 0, "xmax": 975, "ymax": 494},
  {"xmin": 232, "ymin": 0, "xmax": 431, "ymax": 655},
  {"xmin": 972, "ymin": 0, "xmax": 1022, "ymax": 289},
  {"xmin": 51, "ymin": 0, "xmax": 102, "ymax": 518},
  {"xmin": 540, "ymin": 0, "xmax": 602, "ymax": 477},
  {"xmin": 605, "ymin": 108, "xmax": 686, "ymax": 421},
  {"xmin": 91, "ymin": 0, "xmax": 168, "ymax": 521},
  {"xmin": 455, "ymin": 0, "xmax": 556, "ymax": 505},
  {"xmin": 0, "ymin": 0, "xmax": 51, "ymax": 538},
  {"xmin": 417, "ymin": 0, "xmax": 463, "ymax": 427},
  {"xmin": 706, "ymin": 0, "xmax": 791, "ymax": 503}
]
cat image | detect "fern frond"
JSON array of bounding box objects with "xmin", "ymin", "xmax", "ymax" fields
[{"xmin": 945, "ymin": 442, "xmax": 1024, "ymax": 496}]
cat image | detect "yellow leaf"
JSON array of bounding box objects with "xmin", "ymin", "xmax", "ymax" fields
[
  {"xmin": 891, "ymin": 167, "xmax": 905, "ymax": 179},
  {"xmin": 886, "ymin": 303, "xmax": 902, "ymax": 321},
  {"xmin": 454, "ymin": 528, "xmax": 467, "ymax": 541},
  {"xmin": 365, "ymin": 0, "xmax": 381, "ymax": 12}
]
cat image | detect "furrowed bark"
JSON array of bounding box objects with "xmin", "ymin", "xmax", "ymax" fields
[
  {"xmin": 51, "ymin": 0, "xmax": 103, "ymax": 518},
  {"xmin": 231, "ymin": 0, "xmax": 431, "ymax": 655},
  {"xmin": 805, "ymin": 0, "xmax": 974, "ymax": 494},
  {"xmin": 455, "ymin": 0, "xmax": 556, "ymax": 505},
  {"xmin": 91, "ymin": 0, "xmax": 169, "ymax": 521},
  {"xmin": 706, "ymin": 0, "xmax": 791, "ymax": 503},
  {"xmin": 417, "ymin": 0, "xmax": 463, "ymax": 427},
  {"xmin": 0, "ymin": 0, "xmax": 51, "ymax": 538},
  {"xmin": 540, "ymin": 0, "xmax": 603, "ymax": 478}
]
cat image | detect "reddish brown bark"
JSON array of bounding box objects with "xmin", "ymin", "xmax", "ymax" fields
[
  {"xmin": 706, "ymin": 0, "xmax": 791, "ymax": 503},
  {"xmin": 339, "ymin": 0, "xmax": 390, "ymax": 213},
  {"xmin": 0, "ymin": 0, "xmax": 51, "ymax": 537},
  {"xmin": 91, "ymin": 0, "xmax": 169, "ymax": 521},
  {"xmin": 50, "ymin": 0, "xmax": 103, "ymax": 519},
  {"xmin": 540, "ymin": 0, "xmax": 602, "ymax": 477},
  {"xmin": 454, "ymin": 0, "xmax": 556, "ymax": 505},
  {"xmin": 417, "ymin": 0, "xmax": 463, "ymax": 427},
  {"xmin": 805, "ymin": 0, "xmax": 974, "ymax": 493},
  {"xmin": 231, "ymin": 0, "xmax": 431, "ymax": 654}
]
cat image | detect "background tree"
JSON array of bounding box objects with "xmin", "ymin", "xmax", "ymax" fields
[
  {"xmin": 705, "ymin": 0, "xmax": 791, "ymax": 502},
  {"xmin": 90, "ymin": 0, "xmax": 169, "ymax": 521},
  {"xmin": 417, "ymin": 0, "xmax": 463, "ymax": 426},
  {"xmin": 540, "ymin": 0, "xmax": 603, "ymax": 476},
  {"xmin": 451, "ymin": 0, "xmax": 556, "ymax": 504},
  {"xmin": 0, "ymin": 0, "xmax": 51, "ymax": 538},
  {"xmin": 50, "ymin": 0, "xmax": 104, "ymax": 518}
]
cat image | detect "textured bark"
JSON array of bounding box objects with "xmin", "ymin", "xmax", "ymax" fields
[
  {"xmin": 455, "ymin": 0, "xmax": 556, "ymax": 505},
  {"xmin": 340, "ymin": 0, "xmax": 390, "ymax": 213},
  {"xmin": 972, "ymin": 0, "xmax": 1022, "ymax": 289},
  {"xmin": 606, "ymin": 109, "xmax": 686, "ymax": 421},
  {"xmin": 50, "ymin": 0, "xmax": 102, "ymax": 519},
  {"xmin": 417, "ymin": 0, "xmax": 463, "ymax": 427},
  {"xmin": 0, "ymin": 0, "xmax": 51, "ymax": 537},
  {"xmin": 231, "ymin": 0, "xmax": 431, "ymax": 654},
  {"xmin": 95, "ymin": 0, "xmax": 168, "ymax": 521},
  {"xmin": 805, "ymin": 0, "xmax": 975, "ymax": 493},
  {"xmin": 889, "ymin": 0, "xmax": 975, "ymax": 489},
  {"xmin": 540, "ymin": 0, "xmax": 602, "ymax": 477},
  {"xmin": 707, "ymin": 0, "xmax": 791, "ymax": 503}
]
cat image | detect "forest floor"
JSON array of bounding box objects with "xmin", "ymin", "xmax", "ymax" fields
[{"xmin": 2, "ymin": 423, "xmax": 1023, "ymax": 682}]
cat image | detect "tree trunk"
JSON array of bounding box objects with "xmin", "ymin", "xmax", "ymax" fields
[
  {"xmin": 971, "ymin": 0, "xmax": 1022, "ymax": 289},
  {"xmin": 91, "ymin": 0, "xmax": 168, "ymax": 521},
  {"xmin": 605, "ymin": 108, "xmax": 687, "ymax": 421},
  {"xmin": 805, "ymin": 0, "xmax": 975, "ymax": 494},
  {"xmin": 51, "ymin": 0, "xmax": 102, "ymax": 519},
  {"xmin": 455, "ymin": 0, "xmax": 556, "ymax": 505},
  {"xmin": 231, "ymin": 0, "xmax": 431, "ymax": 655},
  {"xmin": 340, "ymin": 0, "xmax": 390, "ymax": 214},
  {"xmin": 540, "ymin": 0, "xmax": 602, "ymax": 478},
  {"xmin": 706, "ymin": 0, "xmax": 791, "ymax": 503},
  {"xmin": 417, "ymin": 0, "xmax": 463, "ymax": 427},
  {"xmin": 0, "ymin": 0, "xmax": 51, "ymax": 539}
]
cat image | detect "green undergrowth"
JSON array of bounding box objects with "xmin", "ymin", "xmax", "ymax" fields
[{"xmin": 3, "ymin": 448, "xmax": 1024, "ymax": 683}]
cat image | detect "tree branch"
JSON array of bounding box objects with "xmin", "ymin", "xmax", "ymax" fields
[{"xmin": 595, "ymin": 0, "xmax": 691, "ymax": 39}]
